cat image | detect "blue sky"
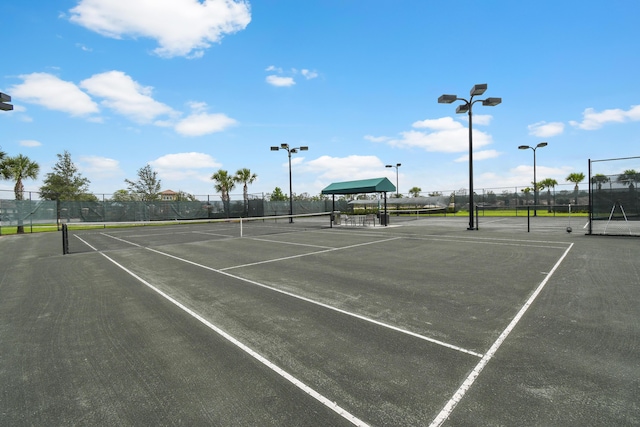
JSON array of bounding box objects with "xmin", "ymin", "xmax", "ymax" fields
[{"xmin": 2, "ymin": 0, "xmax": 640, "ymax": 199}]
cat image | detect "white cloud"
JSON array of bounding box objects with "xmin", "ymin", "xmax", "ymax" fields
[
  {"xmin": 174, "ymin": 112, "xmax": 237, "ymax": 136},
  {"xmin": 9, "ymin": 72, "xmax": 99, "ymax": 116},
  {"xmin": 76, "ymin": 43, "xmax": 93, "ymax": 52},
  {"xmin": 570, "ymin": 105, "xmax": 640, "ymax": 130},
  {"xmin": 150, "ymin": 152, "xmax": 221, "ymax": 182},
  {"xmin": 412, "ymin": 117, "xmax": 460, "ymax": 131},
  {"xmin": 454, "ymin": 149, "xmax": 501, "ymax": 163},
  {"xmin": 301, "ymin": 69, "xmax": 318, "ymax": 79},
  {"xmin": 384, "ymin": 117, "xmax": 493, "ymax": 153},
  {"xmin": 266, "ymin": 75, "xmax": 295, "ymax": 87},
  {"xmin": 528, "ymin": 121, "xmax": 565, "ymax": 137},
  {"xmin": 364, "ymin": 135, "xmax": 391, "ymax": 143},
  {"xmin": 470, "ymin": 114, "xmax": 493, "ymax": 126},
  {"xmin": 265, "ymin": 66, "xmax": 319, "ymax": 87},
  {"xmin": 304, "ymin": 155, "xmax": 385, "ymax": 181},
  {"xmin": 19, "ymin": 140, "xmax": 42, "ymax": 147},
  {"xmin": 69, "ymin": 0, "xmax": 251, "ymax": 58},
  {"xmin": 79, "ymin": 155, "xmax": 123, "ymax": 178},
  {"xmin": 80, "ymin": 70, "xmax": 175, "ymax": 123}
]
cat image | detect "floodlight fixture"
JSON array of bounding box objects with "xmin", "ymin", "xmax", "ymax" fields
[
  {"xmin": 0, "ymin": 92, "xmax": 12, "ymax": 111},
  {"xmin": 438, "ymin": 94, "xmax": 458, "ymax": 104},
  {"xmin": 386, "ymin": 163, "xmax": 401, "ymax": 197},
  {"xmin": 482, "ymin": 97, "xmax": 502, "ymax": 107},
  {"xmin": 271, "ymin": 143, "xmax": 310, "ymax": 223},
  {"xmin": 437, "ymin": 83, "xmax": 502, "ymax": 230},
  {"xmin": 470, "ymin": 84, "xmax": 487, "ymax": 96},
  {"xmin": 518, "ymin": 142, "xmax": 548, "ymax": 216}
]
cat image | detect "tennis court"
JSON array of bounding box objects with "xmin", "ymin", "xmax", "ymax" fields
[{"xmin": 1, "ymin": 215, "xmax": 638, "ymax": 426}]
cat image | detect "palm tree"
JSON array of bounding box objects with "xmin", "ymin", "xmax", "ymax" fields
[
  {"xmin": 538, "ymin": 178, "xmax": 558, "ymax": 211},
  {"xmin": 408, "ymin": 186, "xmax": 422, "ymax": 197},
  {"xmin": 0, "ymin": 154, "xmax": 40, "ymax": 233},
  {"xmin": 565, "ymin": 172, "xmax": 585, "ymax": 205},
  {"xmin": 211, "ymin": 169, "xmax": 236, "ymax": 216},
  {"xmin": 234, "ymin": 168, "xmax": 257, "ymax": 215},
  {"xmin": 616, "ymin": 169, "xmax": 638, "ymax": 190},
  {"xmin": 520, "ymin": 187, "xmax": 532, "ymax": 205},
  {"xmin": 591, "ymin": 173, "xmax": 610, "ymax": 191}
]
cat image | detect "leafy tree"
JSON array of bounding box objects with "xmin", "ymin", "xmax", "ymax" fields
[
  {"xmin": 428, "ymin": 191, "xmax": 442, "ymax": 197},
  {"xmin": 591, "ymin": 173, "xmax": 610, "ymax": 191},
  {"xmin": 409, "ymin": 186, "xmax": 422, "ymax": 197},
  {"xmin": 268, "ymin": 186, "xmax": 287, "ymax": 201},
  {"xmin": 520, "ymin": 187, "xmax": 532, "ymax": 205},
  {"xmin": 485, "ymin": 190, "xmax": 497, "ymax": 205},
  {"xmin": 234, "ymin": 168, "xmax": 257, "ymax": 212},
  {"xmin": 538, "ymin": 178, "xmax": 558, "ymax": 211},
  {"xmin": 175, "ymin": 190, "xmax": 198, "ymax": 201},
  {"xmin": 1, "ymin": 154, "xmax": 40, "ymax": 234},
  {"xmin": 211, "ymin": 169, "xmax": 235, "ymax": 215},
  {"xmin": 125, "ymin": 165, "xmax": 161, "ymax": 201},
  {"xmin": 565, "ymin": 172, "xmax": 585, "ymax": 204},
  {"xmin": 110, "ymin": 189, "xmax": 139, "ymax": 202},
  {"xmin": 40, "ymin": 151, "xmax": 94, "ymax": 201}
]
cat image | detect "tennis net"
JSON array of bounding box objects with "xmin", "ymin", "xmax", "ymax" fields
[{"xmin": 62, "ymin": 212, "xmax": 333, "ymax": 254}]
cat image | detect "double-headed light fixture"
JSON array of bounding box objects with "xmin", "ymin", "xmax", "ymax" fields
[
  {"xmin": 438, "ymin": 84, "xmax": 501, "ymax": 230},
  {"xmin": 385, "ymin": 163, "xmax": 401, "ymax": 197},
  {"xmin": 518, "ymin": 142, "xmax": 548, "ymax": 216},
  {"xmin": 270, "ymin": 143, "xmax": 308, "ymax": 223}
]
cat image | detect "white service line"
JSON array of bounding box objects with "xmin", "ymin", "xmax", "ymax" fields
[
  {"xmin": 220, "ymin": 237, "xmax": 401, "ymax": 271},
  {"xmin": 98, "ymin": 232, "xmax": 483, "ymax": 357},
  {"xmin": 97, "ymin": 250, "xmax": 370, "ymax": 427},
  {"xmin": 143, "ymin": 245, "xmax": 484, "ymax": 358},
  {"xmin": 247, "ymin": 236, "xmax": 334, "ymax": 249},
  {"xmin": 428, "ymin": 242, "xmax": 574, "ymax": 427}
]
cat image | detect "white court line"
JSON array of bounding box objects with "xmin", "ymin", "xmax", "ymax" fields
[
  {"xmin": 74, "ymin": 235, "xmax": 99, "ymax": 251},
  {"xmin": 144, "ymin": 244, "xmax": 484, "ymax": 358},
  {"xmin": 97, "ymin": 232, "xmax": 483, "ymax": 357},
  {"xmin": 429, "ymin": 242, "xmax": 574, "ymax": 427},
  {"xmin": 95, "ymin": 250, "xmax": 370, "ymax": 427},
  {"xmin": 247, "ymin": 236, "xmax": 334, "ymax": 249},
  {"xmin": 220, "ymin": 237, "xmax": 401, "ymax": 271}
]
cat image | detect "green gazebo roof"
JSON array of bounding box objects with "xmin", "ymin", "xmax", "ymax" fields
[{"xmin": 321, "ymin": 177, "xmax": 396, "ymax": 195}]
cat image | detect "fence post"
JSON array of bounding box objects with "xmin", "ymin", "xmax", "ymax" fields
[{"xmin": 62, "ymin": 224, "xmax": 69, "ymax": 255}]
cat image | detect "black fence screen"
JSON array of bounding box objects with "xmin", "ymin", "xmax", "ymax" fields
[{"xmin": 589, "ymin": 156, "xmax": 640, "ymax": 236}]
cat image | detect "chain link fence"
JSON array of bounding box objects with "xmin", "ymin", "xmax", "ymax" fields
[{"xmin": 588, "ymin": 157, "xmax": 640, "ymax": 236}]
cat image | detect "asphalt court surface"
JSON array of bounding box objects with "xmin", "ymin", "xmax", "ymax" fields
[{"xmin": 1, "ymin": 216, "xmax": 638, "ymax": 426}]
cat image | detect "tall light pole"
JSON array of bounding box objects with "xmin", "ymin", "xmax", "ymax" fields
[
  {"xmin": 438, "ymin": 84, "xmax": 501, "ymax": 230},
  {"xmin": 385, "ymin": 163, "xmax": 401, "ymax": 197},
  {"xmin": 270, "ymin": 143, "xmax": 308, "ymax": 223},
  {"xmin": 518, "ymin": 142, "xmax": 548, "ymax": 216}
]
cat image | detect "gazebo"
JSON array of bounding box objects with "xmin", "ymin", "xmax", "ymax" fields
[{"xmin": 321, "ymin": 177, "xmax": 396, "ymax": 226}]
